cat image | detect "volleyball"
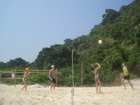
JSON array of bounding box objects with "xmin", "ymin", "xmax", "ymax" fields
[{"xmin": 98, "ymin": 40, "xmax": 103, "ymax": 44}]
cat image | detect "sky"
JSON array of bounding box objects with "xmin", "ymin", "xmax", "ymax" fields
[{"xmin": 0, "ymin": 0, "xmax": 134, "ymax": 63}]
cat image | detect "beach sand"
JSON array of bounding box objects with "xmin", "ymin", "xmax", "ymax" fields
[{"xmin": 0, "ymin": 79, "xmax": 140, "ymax": 105}]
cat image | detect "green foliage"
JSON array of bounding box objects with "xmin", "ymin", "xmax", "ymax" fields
[
  {"xmin": 58, "ymin": 68, "xmax": 72, "ymax": 86},
  {"xmin": 102, "ymin": 9, "xmax": 120, "ymax": 25},
  {"xmin": 0, "ymin": 58, "xmax": 30, "ymax": 70},
  {"xmin": 64, "ymin": 38, "xmax": 73, "ymax": 46},
  {"xmin": 7, "ymin": 57, "xmax": 29, "ymax": 68},
  {"xmin": 30, "ymin": 73, "xmax": 49, "ymax": 84},
  {"xmin": 0, "ymin": 62, "xmax": 7, "ymax": 69},
  {"xmin": 34, "ymin": 44, "xmax": 79, "ymax": 69}
]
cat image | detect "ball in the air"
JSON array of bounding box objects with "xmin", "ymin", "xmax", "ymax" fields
[{"xmin": 98, "ymin": 40, "xmax": 103, "ymax": 44}]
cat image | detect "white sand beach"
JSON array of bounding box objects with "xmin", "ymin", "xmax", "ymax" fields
[{"xmin": 0, "ymin": 79, "xmax": 140, "ymax": 105}]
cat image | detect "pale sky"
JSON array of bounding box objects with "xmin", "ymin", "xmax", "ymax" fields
[{"xmin": 0, "ymin": 0, "xmax": 134, "ymax": 63}]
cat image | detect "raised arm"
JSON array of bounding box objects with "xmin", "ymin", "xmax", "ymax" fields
[{"xmin": 95, "ymin": 63, "xmax": 101, "ymax": 70}]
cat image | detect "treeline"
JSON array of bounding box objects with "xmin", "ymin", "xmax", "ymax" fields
[
  {"xmin": 0, "ymin": 0, "xmax": 140, "ymax": 86},
  {"xmin": 0, "ymin": 57, "xmax": 30, "ymax": 70}
]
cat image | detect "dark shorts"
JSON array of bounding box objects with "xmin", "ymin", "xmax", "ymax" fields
[
  {"xmin": 123, "ymin": 75, "xmax": 130, "ymax": 80},
  {"xmin": 50, "ymin": 78, "xmax": 56, "ymax": 83},
  {"xmin": 94, "ymin": 77, "xmax": 100, "ymax": 81}
]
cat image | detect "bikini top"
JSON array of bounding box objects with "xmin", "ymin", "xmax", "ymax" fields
[{"xmin": 94, "ymin": 69, "xmax": 99, "ymax": 76}]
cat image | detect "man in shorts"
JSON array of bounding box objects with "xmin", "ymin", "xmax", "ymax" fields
[
  {"xmin": 121, "ymin": 63, "xmax": 134, "ymax": 90},
  {"xmin": 49, "ymin": 65, "xmax": 57, "ymax": 90}
]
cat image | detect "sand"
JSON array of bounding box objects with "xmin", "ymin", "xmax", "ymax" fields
[{"xmin": 0, "ymin": 79, "xmax": 140, "ymax": 105}]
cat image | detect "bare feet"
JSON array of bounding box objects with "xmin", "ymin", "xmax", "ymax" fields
[{"xmin": 99, "ymin": 91, "xmax": 103, "ymax": 94}]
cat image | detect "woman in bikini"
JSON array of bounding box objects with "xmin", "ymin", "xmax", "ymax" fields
[
  {"xmin": 21, "ymin": 68, "xmax": 31, "ymax": 91},
  {"xmin": 91, "ymin": 63, "xmax": 102, "ymax": 94}
]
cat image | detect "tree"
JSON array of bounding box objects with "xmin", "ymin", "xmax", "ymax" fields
[
  {"xmin": 35, "ymin": 44, "xmax": 79, "ymax": 69},
  {"xmin": 0, "ymin": 62, "xmax": 7, "ymax": 69},
  {"xmin": 102, "ymin": 9, "xmax": 120, "ymax": 24},
  {"xmin": 7, "ymin": 57, "xmax": 29, "ymax": 68},
  {"xmin": 119, "ymin": 5, "xmax": 127, "ymax": 12},
  {"xmin": 64, "ymin": 38, "xmax": 73, "ymax": 46}
]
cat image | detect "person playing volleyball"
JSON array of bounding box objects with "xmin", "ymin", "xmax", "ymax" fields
[
  {"xmin": 49, "ymin": 65, "xmax": 57, "ymax": 90},
  {"xmin": 91, "ymin": 63, "xmax": 102, "ymax": 94},
  {"xmin": 120, "ymin": 63, "xmax": 134, "ymax": 90}
]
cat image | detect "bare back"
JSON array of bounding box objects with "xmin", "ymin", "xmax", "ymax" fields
[{"xmin": 23, "ymin": 71, "xmax": 29, "ymax": 79}]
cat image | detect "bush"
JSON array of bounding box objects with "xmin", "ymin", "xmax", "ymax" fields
[{"xmin": 30, "ymin": 73, "xmax": 49, "ymax": 85}]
